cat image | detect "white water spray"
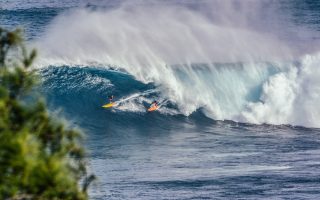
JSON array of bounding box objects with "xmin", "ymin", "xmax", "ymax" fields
[{"xmin": 34, "ymin": 0, "xmax": 320, "ymax": 127}]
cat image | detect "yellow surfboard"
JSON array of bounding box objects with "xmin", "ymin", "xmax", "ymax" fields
[{"xmin": 102, "ymin": 102, "xmax": 115, "ymax": 108}]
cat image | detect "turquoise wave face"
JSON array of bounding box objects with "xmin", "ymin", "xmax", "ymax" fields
[{"xmin": 40, "ymin": 53, "xmax": 320, "ymax": 128}]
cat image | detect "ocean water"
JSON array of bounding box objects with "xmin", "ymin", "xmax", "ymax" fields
[{"xmin": 1, "ymin": 0, "xmax": 320, "ymax": 199}]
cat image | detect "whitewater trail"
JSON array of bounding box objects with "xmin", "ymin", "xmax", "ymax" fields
[{"xmin": 110, "ymin": 89, "xmax": 159, "ymax": 112}]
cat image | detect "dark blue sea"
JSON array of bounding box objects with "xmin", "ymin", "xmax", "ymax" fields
[{"xmin": 1, "ymin": 0, "xmax": 320, "ymax": 199}]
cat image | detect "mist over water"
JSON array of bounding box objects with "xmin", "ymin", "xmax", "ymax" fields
[
  {"xmin": 35, "ymin": 1, "xmax": 299, "ymax": 64},
  {"xmin": 32, "ymin": 0, "xmax": 320, "ymax": 127}
]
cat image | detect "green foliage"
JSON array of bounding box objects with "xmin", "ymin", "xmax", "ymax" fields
[{"xmin": 0, "ymin": 28, "xmax": 94, "ymax": 199}]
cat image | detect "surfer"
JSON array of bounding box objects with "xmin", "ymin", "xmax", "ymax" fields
[
  {"xmin": 102, "ymin": 95, "xmax": 115, "ymax": 108},
  {"xmin": 108, "ymin": 95, "xmax": 114, "ymax": 103},
  {"xmin": 147, "ymin": 100, "xmax": 159, "ymax": 112},
  {"xmin": 151, "ymin": 100, "xmax": 158, "ymax": 108}
]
